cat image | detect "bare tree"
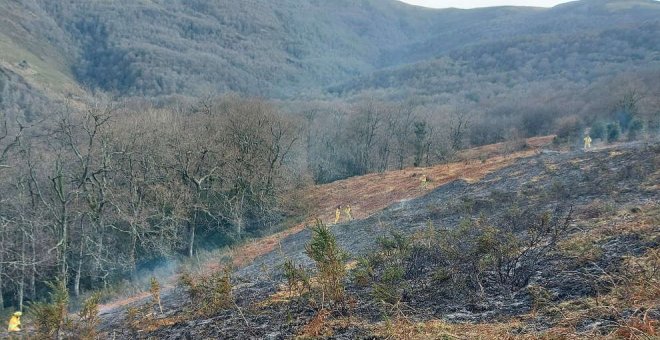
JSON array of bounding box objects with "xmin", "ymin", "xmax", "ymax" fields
[{"xmin": 449, "ymin": 110, "xmax": 472, "ymax": 151}]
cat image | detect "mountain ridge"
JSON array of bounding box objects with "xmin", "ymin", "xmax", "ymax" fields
[{"xmin": 0, "ymin": 0, "xmax": 657, "ymax": 113}]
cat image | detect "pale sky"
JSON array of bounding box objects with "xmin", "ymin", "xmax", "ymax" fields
[{"xmin": 398, "ymin": 0, "xmax": 576, "ymax": 9}]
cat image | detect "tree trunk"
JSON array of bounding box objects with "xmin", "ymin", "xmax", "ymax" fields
[
  {"xmin": 0, "ymin": 268, "xmax": 4, "ymax": 310},
  {"xmin": 30, "ymin": 226, "xmax": 37, "ymax": 300},
  {"xmin": 188, "ymin": 223, "xmax": 195, "ymax": 258},
  {"xmin": 19, "ymin": 231, "xmax": 26, "ymax": 310},
  {"xmin": 130, "ymin": 224, "xmax": 138, "ymax": 273},
  {"xmin": 59, "ymin": 203, "xmax": 68, "ymax": 284}
]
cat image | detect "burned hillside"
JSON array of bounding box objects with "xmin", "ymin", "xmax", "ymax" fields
[{"xmin": 96, "ymin": 142, "xmax": 658, "ymax": 339}]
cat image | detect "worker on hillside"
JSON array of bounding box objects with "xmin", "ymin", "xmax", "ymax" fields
[
  {"xmin": 334, "ymin": 205, "xmax": 341, "ymax": 224},
  {"xmin": 583, "ymin": 135, "xmax": 592, "ymax": 150},
  {"xmin": 344, "ymin": 204, "xmax": 353, "ymax": 221},
  {"xmin": 420, "ymin": 175, "xmax": 428, "ymax": 189},
  {"xmin": 7, "ymin": 311, "xmax": 21, "ymax": 332}
]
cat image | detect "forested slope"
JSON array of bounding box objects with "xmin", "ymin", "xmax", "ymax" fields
[
  {"xmin": 331, "ymin": 1, "xmax": 660, "ymax": 100},
  {"xmin": 1, "ymin": 0, "xmax": 657, "ymax": 105}
]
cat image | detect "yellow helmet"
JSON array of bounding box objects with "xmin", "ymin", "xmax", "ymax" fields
[{"xmin": 13, "ymin": 311, "xmax": 22, "ymax": 316}]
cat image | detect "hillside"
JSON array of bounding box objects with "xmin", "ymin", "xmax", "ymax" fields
[
  {"xmin": 5, "ymin": 0, "xmax": 440, "ymax": 99},
  {"xmin": 382, "ymin": 0, "xmax": 660, "ymax": 65},
  {"xmin": 330, "ymin": 1, "xmax": 660, "ymax": 101},
  {"xmin": 0, "ymin": 1, "xmax": 658, "ymax": 337},
  {"xmin": 85, "ymin": 138, "xmax": 659, "ymax": 339},
  {"xmin": 0, "ymin": 1, "xmax": 84, "ymax": 122},
  {"xmin": 0, "ymin": 0, "xmax": 658, "ymax": 116}
]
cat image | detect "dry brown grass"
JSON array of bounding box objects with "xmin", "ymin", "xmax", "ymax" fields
[
  {"xmin": 124, "ymin": 306, "xmax": 186, "ymax": 334},
  {"xmin": 98, "ymin": 291, "xmax": 153, "ymax": 315},
  {"xmin": 302, "ymin": 135, "xmax": 554, "ymax": 225},
  {"xmin": 297, "ymin": 308, "xmax": 332, "ymax": 338},
  {"xmin": 365, "ymin": 203, "xmax": 658, "ymax": 340},
  {"xmin": 369, "ymin": 317, "xmax": 556, "ymax": 340},
  {"xmin": 140, "ymin": 315, "xmax": 186, "ymax": 333},
  {"xmin": 539, "ymin": 204, "xmax": 659, "ymax": 339}
]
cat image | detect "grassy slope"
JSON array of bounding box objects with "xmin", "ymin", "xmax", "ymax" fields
[{"xmin": 0, "ymin": 1, "xmax": 85, "ymax": 120}]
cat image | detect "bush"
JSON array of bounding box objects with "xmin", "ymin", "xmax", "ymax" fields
[
  {"xmin": 150, "ymin": 277, "xmax": 163, "ymax": 314},
  {"xmin": 367, "ymin": 231, "xmax": 411, "ymax": 308},
  {"xmin": 206, "ymin": 269, "xmax": 233, "ymax": 313},
  {"xmin": 178, "ymin": 271, "xmax": 201, "ymax": 302},
  {"xmin": 376, "ymin": 231, "xmax": 411, "ymax": 258},
  {"xmin": 590, "ymin": 121, "xmax": 606, "ymax": 140},
  {"xmin": 27, "ymin": 278, "xmax": 71, "ymax": 338},
  {"xmin": 282, "ymin": 258, "xmax": 311, "ymax": 297},
  {"xmin": 554, "ymin": 115, "xmax": 583, "ymax": 144},
  {"xmin": 178, "ymin": 268, "xmax": 233, "ymax": 316},
  {"xmin": 371, "ymin": 283, "xmax": 401, "ymax": 305},
  {"xmin": 305, "ymin": 219, "xmax": 347, "ymax": 306},
  {"xmin": 628, "ymin": 119, "xmax": 644, "ymax": 140},
  {"xmin": 77, "ymin": 293, "xmax": 101, "ymax": 340},
  {"xmin": 607, "ymin": 122, "xmax": 621, "ymax": 143},
  {"xmin": 351, "ymin": 257, "xmax": 374, "ymax": 287}
]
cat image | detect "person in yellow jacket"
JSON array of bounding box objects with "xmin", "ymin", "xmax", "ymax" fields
[
  {"xmin": 334, "ymin": 206, "xmax": 341, "ymax": 224},
  {"xmin": 583, "ymin": 135, "xmax": 592, "ymax": 150},
  {"xmin": 420, "ymin": 174, "xmax": 428, "ymax": 189},
  {"xmin": 344, "ymin": 205, "xmax": 353, "ymax": 221},
  {"xmin": 8, "ymin": 311, "xmax": 21, "ymax": 332}
]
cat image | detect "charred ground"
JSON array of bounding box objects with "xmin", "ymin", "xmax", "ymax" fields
[{"xmin": 97, "ymin": 141, "xmax": 658, "ymax": 339}]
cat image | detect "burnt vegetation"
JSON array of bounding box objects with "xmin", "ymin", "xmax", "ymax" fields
[
  {"xmin": 0, "ymin": 0, "xmax": 658, "ymax": 338},
  {"xmin": 96, "ymin": 144, "xmax": 659, "ymax": 339}
]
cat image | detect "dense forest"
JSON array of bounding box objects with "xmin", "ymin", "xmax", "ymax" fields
[{"xmin": 0, "ymin": 0, "xmax": 658, "ymax": 315}]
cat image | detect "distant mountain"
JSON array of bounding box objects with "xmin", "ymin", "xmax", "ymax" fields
[
  {"xmin": 330, "ymin": 20, "xmax": 660, "ymax": 100},
  {"xmin": 382, "ymin": 0, "xmax": 660, "ymax": 66},
  {"xmin": 0, "ymin": 0, "xmax": 658, "ymax": 119}
]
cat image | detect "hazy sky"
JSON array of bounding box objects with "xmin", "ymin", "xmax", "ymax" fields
[{"xmin": 398, "ymin": 0, "xmax": 576, "ymax": 9}]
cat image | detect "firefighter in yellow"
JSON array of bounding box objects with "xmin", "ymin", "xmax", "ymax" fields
[
  {"xmin": 420, "ymin": 175, "xmax": 428, "ymax": 188},
  {"xmin": 7, "ymin": 311, "xmax": 21, "ymax": 332},
  {"xmin": 334, "ymin": 205, "xmax": 341, "ymax": 224},
  {"xmin": 344, "ymin": 205, "xmax": 353, "ymax": 221},
  {"xmin": 583, "ymin": 135, "xmax": 592, "ymax": 150}
]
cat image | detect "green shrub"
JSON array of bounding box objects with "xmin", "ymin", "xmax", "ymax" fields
[
  {"xmin": 590, "ymin": 121, "xmax": 606, "ymax": 140},
  {"xmin": 150, "ymin": 277, "xmax": 163, "ymax": 314},
  {"xmin": 206, "ymin": 269, "xmax": 233, "ymax": 313},
  {"xmin": 628, "ymin": 119, "xmax": 644, "ymax": 140},
  {"xmin": 607, "ymin": 122, "xmax": 621, "ymax": 143},
  {"xmin": 27, "ymin": 278, "xmax": 71, "ymax": 338},
  {"xmin": 305, "ymin": 219, "xmax": 347, "ymax": 305},
  {"xmin": 178, "ymin": 268, "xmax": 233, "ymax": 316},
  {"xmin": 352, "ymin": 257, "xmax": 374, "ymax": 287},
  {"xmin": 371, "ymin": 283, "xmax": 401, "ymax": 305},
  {"xmin": 382, "ymin": 265, "xmax": 405, "ymax": 284},
  {"xmin": 77, "ymin": 293, "xmax": 102, "ymax": 340},
  {"xmin": 282, "ymin": 258, "xmax": 311, "ymax": 297},
  {"xmin": 376, "ymin": 231, "xmax": 411, "ymax": 257}
]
